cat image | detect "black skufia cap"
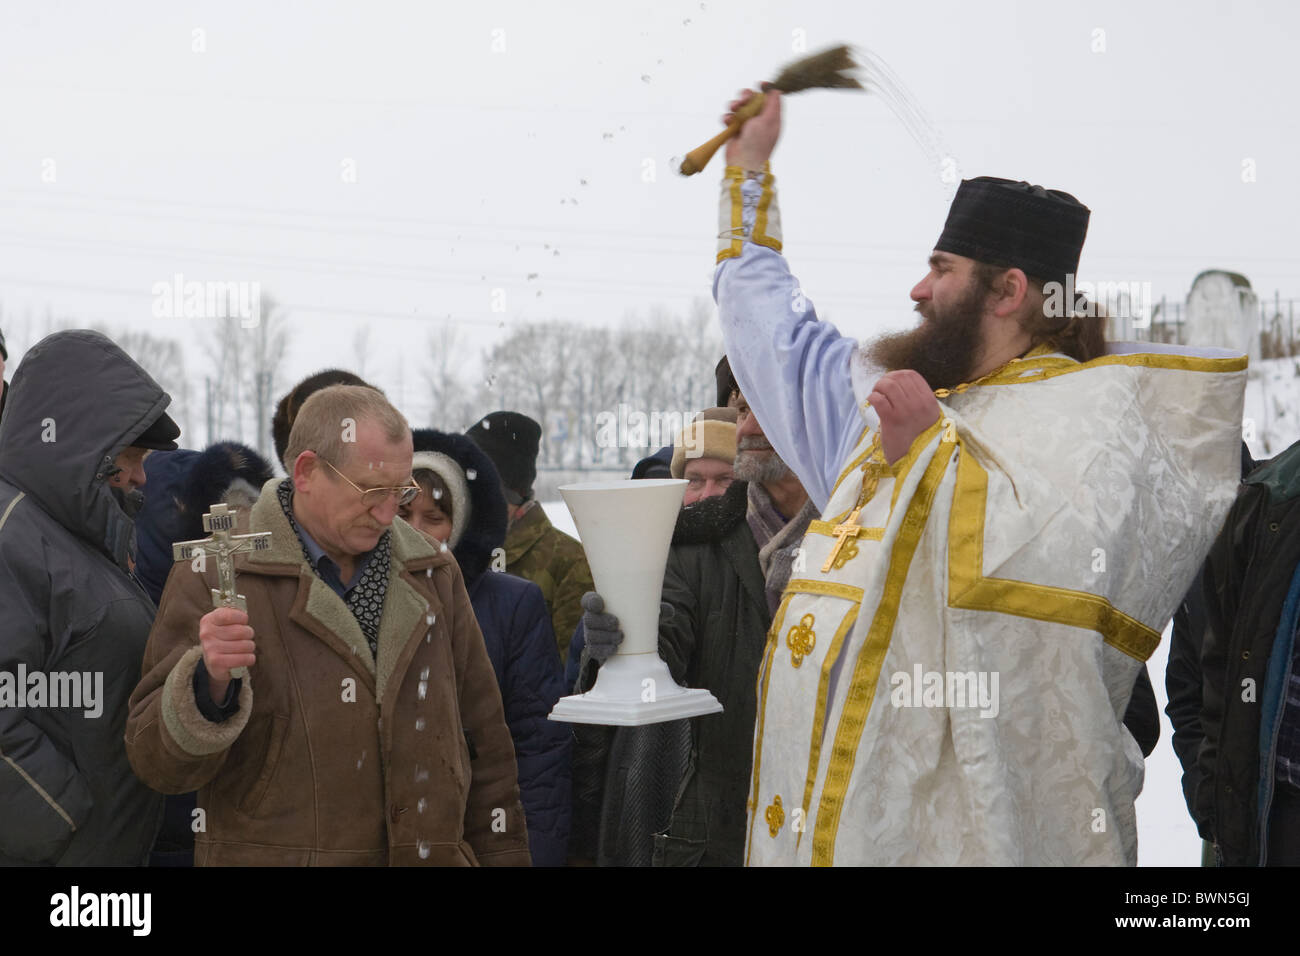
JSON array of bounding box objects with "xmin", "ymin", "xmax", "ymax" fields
[{"xmin": 935, "ymin": 176, "xmax": 1091, "ymax": 282}]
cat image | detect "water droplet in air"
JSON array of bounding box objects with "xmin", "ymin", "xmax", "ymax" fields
[
  {"xmin": 418, "ymin": 680, "xmax": 428, "ymax": 700},
  {"xmin": 417, "ymin": 798, "xmax": 427, "ymax": 814},
  {"xmin": 415, "ymin": 717, "xmax": 426, "ymax": 731},
  {"xmin": 418, "ymin": 841, "xmax": 431, "ymax": 859},
  {"xmin": 420, "ymin": 666, "xmax": 430, "ymax": 680}
]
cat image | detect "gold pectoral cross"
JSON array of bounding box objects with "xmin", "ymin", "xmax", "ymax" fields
[
  {"xmin": 821, "ymin": 436, "xmax": 889, "ymax": 574},
  {"xmin": 822, "ymin": 507, "xmax": 865, "ymax": 573}
]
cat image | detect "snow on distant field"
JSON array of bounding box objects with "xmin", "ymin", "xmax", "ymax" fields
[
  {"xmin": 1245, "ymin": 357, "xmax": 1300, "ymax": 460},
  {"xmin": 542, "ymin": 500, "xmax": 579, "ymax": 540}
]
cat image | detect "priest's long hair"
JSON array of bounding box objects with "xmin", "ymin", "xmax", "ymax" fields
[{"xmin": 973, "ymin": 263, "xmax": 1107, "ymax": 364}]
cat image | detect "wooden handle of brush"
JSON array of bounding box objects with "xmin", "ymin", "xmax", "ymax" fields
[{"xmin": 678, "ymin": 92, "xmax": 767, "ymax": 176}]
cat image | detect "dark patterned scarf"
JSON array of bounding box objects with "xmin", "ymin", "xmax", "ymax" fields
[{"xmin": 276, "ymin": 478, "xmax": 390, "ymax": 657}]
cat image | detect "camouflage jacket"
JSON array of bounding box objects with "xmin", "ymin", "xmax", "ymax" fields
[{"xmin": 506, "ymin": 502, "xmax": 593, "ymax": 662}]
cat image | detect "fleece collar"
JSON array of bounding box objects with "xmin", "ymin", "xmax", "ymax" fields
[{"xmin": 244, "ymin": 478, "xmax": 443, "ymax": 702}]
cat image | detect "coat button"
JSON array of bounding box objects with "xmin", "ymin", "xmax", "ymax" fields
[
  {"xmin": 1270, "ymin": 522, "xmax": 1280, "ymax": 532},
  {"xmin": 1242, "ymin": 650, "xmax": 1250, "ymax": 661},
  {"xmin": 390, "ymin": 804, "xmax": 407, "ymax": 824}
]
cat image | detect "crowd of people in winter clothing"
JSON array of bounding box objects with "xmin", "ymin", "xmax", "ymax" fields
[{"xmin": 0, "ymin": 319, "xmax": 1289, "ymax": 868}]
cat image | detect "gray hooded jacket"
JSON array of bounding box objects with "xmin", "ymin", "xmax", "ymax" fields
[{"xmin": 0, "ymin": 329, "xmax": 168, "ymax": 864}]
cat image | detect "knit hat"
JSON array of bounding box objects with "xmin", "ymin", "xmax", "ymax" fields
[
  {"xmin": 411, "ymin": 450, "xmax": 472, "ymax": 550},
  {"xmin": 670, "ymin": 407, "xmax": 738, "ymax": 478},
  {"xmin": 465, "ymin": 411, "xmax": 541, "ymax": 502}
]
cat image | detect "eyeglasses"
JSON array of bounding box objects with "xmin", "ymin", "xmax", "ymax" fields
[{"xmin": 318, "ymin": 456, "xmax": 421, "ymax": 507}]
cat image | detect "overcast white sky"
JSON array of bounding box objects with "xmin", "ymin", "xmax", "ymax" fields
[
  {"xmin": 2, "ymin": 0, "xmax": 1296, "ymax": 429},
  {"xmin": 3, "ymin": 0, "xmax": 1289, "ymax": 866}
]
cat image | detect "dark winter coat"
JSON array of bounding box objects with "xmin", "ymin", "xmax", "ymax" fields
[
  {"xmin": 132, "ymin": 442, "xmax": 276, "ymax": 866},
  {"xmin": 0, "ymin": 329, "xmax": 167, "ymax": 865},
  {"xmin": 573, "ymin": 479, "xmax": 769, "ymax": 865},
  {"xmin": 1166, "ymin": 442, "xmax": 1256, "ymax": 839},
  {"xmin": 135, "ymin": 443, "xmax": 275, "ymax": 607},
  {"xmin": 1197, "ymin": 439, "xmax": 1300, "ymax": 865},
  {"xmin": 412, "ymin": 429, "xmax": 572, "ymax": 866}
]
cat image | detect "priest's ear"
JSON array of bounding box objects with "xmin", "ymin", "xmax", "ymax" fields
[{"xmin": 985, "ymin": 267, "xmax": 1032, "ymax": 318}]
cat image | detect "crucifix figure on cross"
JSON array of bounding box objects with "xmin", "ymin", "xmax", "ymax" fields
[{"xmin": 172, "ymin": 503, "xmax": 271, "ymax": 678}]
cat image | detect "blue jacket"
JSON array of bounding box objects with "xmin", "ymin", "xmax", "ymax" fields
[{"xmin": 412, "ymin": 429, "xmax": 572, "ymax": 866}]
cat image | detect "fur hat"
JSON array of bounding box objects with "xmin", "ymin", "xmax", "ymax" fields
[
  {"xmin": 410, "ymin": 449, "xmax": 472, "ymax": 551},
  {"xmin": 670, "ymin": 407, "xmax": 738, "ymax": 478},
  {"xmin": 411, "ymin": 428, "xmax": 508, "ymax": 586}
]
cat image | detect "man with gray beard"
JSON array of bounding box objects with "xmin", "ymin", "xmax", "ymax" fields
[{"xmin": 573, "ymin": 358, "xmax": 817, "ymax": 865}]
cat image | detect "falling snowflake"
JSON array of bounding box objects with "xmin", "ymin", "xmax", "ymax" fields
[{"xmin": 466, "ymin": 469, "xmax": 477, "ymax": 480}]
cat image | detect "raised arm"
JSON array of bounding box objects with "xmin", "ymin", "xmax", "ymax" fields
[{"xmin": 711, "ymin": 90, "xmax": 867, "ymax": 510}]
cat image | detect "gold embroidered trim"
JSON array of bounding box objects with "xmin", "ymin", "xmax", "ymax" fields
[
  {"xmin": 890, "ymin": 417, "xmax": 948, "ymax": 514},
  {"xmin": 716, "ymin": 168, "xmax": 746, "ymax": 263},
  {"xmin": 829, "ymin": 423, "xmax": 874, "ymax": 501},
  {"xmin": 765, "ymin": 795, "xmax": 785, "ymax": 838},
  {"xmin": 946, "ymin": 443, "xmax": 1161, "ymax": 662},
  {"xmin": 745, "ymin": 591, "xmax": 792, "ymax": 865},
  {"xmin": 975, "ymin": 350, "xmax": 1247, "ymax": 388},
  {"xmin": 812, "ymin": 430, "xmax": 956, "ymax": 866},
  {"xmin": 753, "ymin": 171, "xmax": 782, "ymax": 252},
  {"xmin": 796, "ymin": 603, "xmax": 861, "ymax": 853},
  {"xmin": 784, "ymin": 579, "xmax": 866, "ymax": 602},
  {"xmin": 786, "ymin": 613, "xmax": 817, "ymax": 668}
]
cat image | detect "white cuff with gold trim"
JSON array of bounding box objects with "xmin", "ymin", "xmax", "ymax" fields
[{"xmin": 716, "ymin": 164, "xmax": 783, "ymax": 262}]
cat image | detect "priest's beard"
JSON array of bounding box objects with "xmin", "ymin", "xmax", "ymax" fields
[
  {"xmin": 865, "ymin": 282, "xmax": 989, "ymax": 391},
  {"xmin": 734, "ymin": 437, "xmax": 792, "ymax": 483}
]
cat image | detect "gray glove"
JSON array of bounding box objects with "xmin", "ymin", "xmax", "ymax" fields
[
  {"xmin": 581, "ymin": 591, "xmax": 672, "ymax": 663},
  {"xmin": 581, "ymin": 591, "xmax": 623, "ymax": 663}
]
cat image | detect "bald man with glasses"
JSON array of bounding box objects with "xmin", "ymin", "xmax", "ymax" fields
[{"xmin": 126, "ymin": 385, "xmax": 530, "ymax": 866}]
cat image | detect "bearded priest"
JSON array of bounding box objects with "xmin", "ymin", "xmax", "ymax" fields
[{"xmin": 713, "ymin": 88, "xmax": 1246, "ymax": 866}]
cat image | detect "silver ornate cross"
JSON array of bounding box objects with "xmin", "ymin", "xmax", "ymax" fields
[{"xmin": 172, "ymin": 503, "xmax": 271, "ymax": 678}]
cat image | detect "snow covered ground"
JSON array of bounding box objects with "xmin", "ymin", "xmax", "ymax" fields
[
  {"xmin": 1244, "ymin": 356, "xmax": 1300, "ymax": 461},
  {"xmin": 543, "ymin": 500, "xmax": 1206, "ymax": 867}
]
